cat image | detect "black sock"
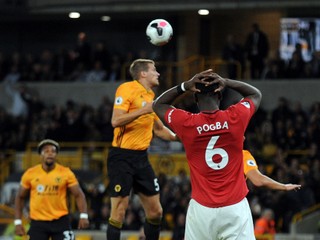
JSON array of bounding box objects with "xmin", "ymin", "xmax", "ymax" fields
[
  {"xmin": 107, "ymin": 220, "xmax": 122, "ymax": 240},
  {"xmin": 144, "ymin": 219, "xmax": 161, "ymax": 240}
]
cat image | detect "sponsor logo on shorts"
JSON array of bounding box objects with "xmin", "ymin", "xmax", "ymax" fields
[{"xmin": 115, "ymin": 185, "xmax": 121, "ymax": 192}]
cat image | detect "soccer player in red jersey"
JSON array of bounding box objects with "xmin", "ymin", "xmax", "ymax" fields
[{"xmin": 153, "ymin": 70, "xmax": 262, "ymax": 240}]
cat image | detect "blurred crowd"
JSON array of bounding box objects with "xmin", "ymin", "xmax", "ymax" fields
[
  {"xmin": 0, "ymin": 90, "xmax": 114, "ymax": 150},
  {"xmin": 0, "ymin": 32, "xmax": 162, "ymax": 84},
  {"xmin": 1, "ymin": 24, "xmax": 320, "ymax": 84},
  {"xmin": 222, "ymin": 23, "xmax": 320, "ymax": 80},
  {"xmin": 1, "ymin": 81, "xmax": 319, "ymax": 236}
]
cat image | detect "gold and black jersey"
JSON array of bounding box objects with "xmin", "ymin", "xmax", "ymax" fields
[
  {"xmin": 112, "ymin": 80, "xmax": 159, "ymax": 150},
  {"xmin": 20, "ymin": 163, "xmax": 78, "ymax": 221},
  {"xmin": 243, "ymin": 150, "xmax": 258, "ymax": 176}
]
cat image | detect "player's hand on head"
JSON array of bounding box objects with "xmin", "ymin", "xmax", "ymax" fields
[
  {"xmin": 185, "ymin": 69, "xmax": 216, "ymax": 92},
  {"xmin": 210, "ymin": 73, "xmax": 227, "ymax": 92}
]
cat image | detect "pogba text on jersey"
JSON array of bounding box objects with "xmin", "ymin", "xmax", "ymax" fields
[{"xmin": 196, "ymin": 121, "xmax": 229, "ymax": 134}]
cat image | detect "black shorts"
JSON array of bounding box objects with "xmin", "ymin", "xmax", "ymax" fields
[
  {"xmin": 28, "ymin": 215, "xmax": 74, "ymax": 240},
  {"xmin": 107, "ymin": 147, "xmax": 160, "ymax": 197}
]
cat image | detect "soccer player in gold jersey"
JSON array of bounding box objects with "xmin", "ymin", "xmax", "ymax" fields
[
  {"xmin": 243, "ymin": 150, "xmax": 301, "ymax": 191},
  {"xmin": 14, "ymin": 139, "xmax": 89, "ymax": 240},
  {"xmin": 106, "ymin": 59, "xmax": 178, "ymax": 240}
]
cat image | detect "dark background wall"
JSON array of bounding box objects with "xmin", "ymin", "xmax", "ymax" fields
[{"xmin": 0, "ymin": 6, "xmax": 319, "ymax": 61}]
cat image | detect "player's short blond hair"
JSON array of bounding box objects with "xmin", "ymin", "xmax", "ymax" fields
[{"xmin": 129, "ymin": 59, "xmax": 155, "ymax": 80}]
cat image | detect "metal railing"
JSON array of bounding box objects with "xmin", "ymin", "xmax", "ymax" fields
[{"xmin": 0, "ymin": 150, "xmax": 16, "ymax": 190}]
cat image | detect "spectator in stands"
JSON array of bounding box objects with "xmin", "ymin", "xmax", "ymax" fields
[
  {"xmin": 4, "ymin": 81, "xmax": 28, "ymax": 118},
  {"xmin": 254, "ymin": 208, "xmax": 276, "ymax": 236},
  {"xmin": 306, "ymin": 51, "xmax": 320, "ymax": 78},
  {"xmin": 20, "ymin": 53, "xmax": 37, "ymax": 82},
  {"xmin": 71, "ymin": 31, "xmax": 92, "ymax": 70},
  {"xmin": 122, "ymin": 202, "xmax": 143, "ymax": 231},
  {"xmin": 85, "ymin": 60, "xmax": 107, "ymax": 82},
  {"xmin": 267, "ymin": 50, "xmax": 287, "ymax": 79},
  {"xmin": 3, "ymin": 65, "xmax": 21, "ymax": 83},
  {"xmin": 171, "ymin": 212, "xmax": 186, "ymax": 240},
  {"xmin": 222, "ymin": 33, "xmax": 245, "ymax": 79},
  {"xmin": 271, "ymin": 97, "xmax": 293, "ymax": 143},
  {"xmin": 85, "ymin": 183, "xmax": 108, "ymax": 230},
  {"xmin": 286, "ymin": 115, "xmax": 309, "ymax": 150},
  {"xmin": 37, "ymin": 49, "xmax": 55, "ymax": 81},
  {"xmin": 59, "ymin": 101, "xmax": 86, "ymax": 141},
  {"xmin": 261, "ymin": 58, "xmax": 281, "ymax": 80},
  {"xmin": 96, "ymin": 204, "xmax": 111, "ymax": 231},
  {"xmin": 92, "ymin": 41, "xmax": 111, "ymax": 74},
  {"xmin": 68, "ymin": 62, "xmax": 89, "ymax": 82},
  {"xmin": 107, "ymin": 54, "xmax": 122, "ymax": 81},
  {"xmin": 14, "ymin": 139, "xmax": 89, "ymax": 239},
  {"xmin": 9, "ymin": 52, "xmax": 23, "ymax": 74},
  {"xmin": 285, "ymin": 51, "xmax": 306, "ymax": 79},
  {"xmin": 28, "ymin": 62, "xmax": 43, "ymax": 82},
  {"xmin": 96, "ymin": 96, "xmax": 114, "ymax": 142},
  {"xmin": 53, "ymin": 48, "xmax": 74, "ymax": 81},
  {"xmin": 244, "ymin": 23, "xmax": 269, "ymax": 79},
  {"xmin": 40, "ymin": 63, "xmax": 55, "ymax": 82}
]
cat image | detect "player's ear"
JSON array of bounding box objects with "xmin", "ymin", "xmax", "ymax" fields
[{"xmin": 140, "ymin": 70, "xmax": 147, "ymax": 78}]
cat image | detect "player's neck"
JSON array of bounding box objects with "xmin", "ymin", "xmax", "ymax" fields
[
  {"xmin": 200, "ymin": 109, "xmax": 219, "ymax": 114},
  {"xmin": 137, "ymin": 79, "xmax": 152, "ymax": 91},
  {"xmin": 42, "ymin": 163, "xmax": 56, "ymax": 172}
]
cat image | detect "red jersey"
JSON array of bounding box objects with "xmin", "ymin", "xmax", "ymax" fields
[{"xmin": 165, "ymin": 98, "xmax": 255, "ymax": 207}]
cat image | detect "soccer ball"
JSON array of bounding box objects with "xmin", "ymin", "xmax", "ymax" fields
[{"xmin": 146, "ymin": 19, "xmax": 173, "ymax": 46}]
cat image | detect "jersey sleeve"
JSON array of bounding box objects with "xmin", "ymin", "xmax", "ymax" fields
[
  {"xmin": 20, "ymin": 170, "xmax": 32, "ymax": 189},
  {"xmin": 164, "ymin": 108, "xmax": 189, "ymax": 136},
  {"xmin": 228, "ymin": 98, "xmax": 256, "ymax": 130},
  {"xmin": 240, "ymin": 98, "xmax": 256, "ymax": 117},
  {"xmin": 66, "ymin": 168, "xmax": 79, "ymax": 187},
  {"xmin": 113, "ymin": 83, "xmax": 133, "ymax": 111},
  {"xmin": 243, "ymin": 150, "xmax": 258, "ymax": 175}
]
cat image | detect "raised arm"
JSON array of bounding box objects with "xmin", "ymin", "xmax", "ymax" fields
[
  {"xmin": 153, "ymin": 118, "xmax": 178, "ymax": 141},
  {"xmin": 153, "ymin": 69, "xmax": 215, "ymax": 123},
  {"xmin": 213, "ymin": 74, "xmax": 262, "ymax": 112},
  {"xmin": 246, "ymin": 169, "xmax": 301, "ymax": 191}
]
